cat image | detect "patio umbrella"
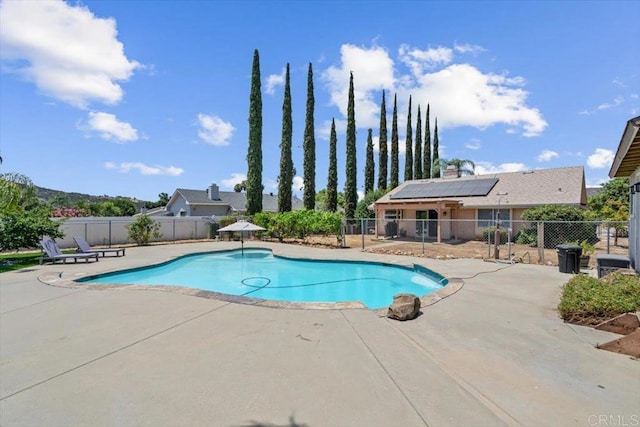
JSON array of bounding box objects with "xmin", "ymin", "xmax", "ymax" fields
[{"xmin": 217, "ymin": 220, "xmax": 265, "ymax": 253}]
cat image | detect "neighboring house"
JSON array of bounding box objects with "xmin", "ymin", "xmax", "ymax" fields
[
  {"xmin": 374, "ymin": 166, "xmax": 587, "ymax": 242},
  {"xmin": 609, "ymin": 116, "xmax": 640, "ymax": 272},
  {"xmin": 163, "ymin": 183, "xmax": 303, "ymax": 218}
]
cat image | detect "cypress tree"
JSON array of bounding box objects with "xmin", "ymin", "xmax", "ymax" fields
[
  {"xmin": 433, "ymin": 118, "xmax": 440, "ymax": 178},
  {"xmin": 344, "ymin": 72, "xmax": 357, "ymax": 219},
  {"xmin": 377, "ymin": 90, "xmax": 388, "ymax": 190},
  {"xmin": 246, "ymin": 49, "xmax": 262, "ymax": 215},
  {"xmin": 390, "ymin": 93, "xmax": 399, "ymax": 189},
  {"xmin": 326, "ymin": 118, "xmax": 338, "ymax": 212},
  {"xmin": 404, "ymin": 95, "xmax": 413, "ymax": 181},
  {"xmin": 364, "ymin": 128, "xmax": 374, "ymax": 194},
  {"xmin": 277, "ymin": 63, "xmax": 293, "ymax": 213},
  {"xmin": 414, "ymin": 105, "xmax": 422, "ymax": 179},
  {"xmin": 302, "ymin": 63, "xmax": 316, "ymax": 209},
  {"xmin": 423, "ymin": 104, "xmax": 431, "ymax": 179}
]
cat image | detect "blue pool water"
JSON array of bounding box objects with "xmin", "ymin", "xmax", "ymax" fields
[{"xmin": 80, "ymin": 248, "xmax": 447, "ymax": 309}]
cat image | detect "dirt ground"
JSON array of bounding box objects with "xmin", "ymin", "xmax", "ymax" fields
[{"xmin": 267, "ymin": 234, "xmax": 629, "ymax": 268}]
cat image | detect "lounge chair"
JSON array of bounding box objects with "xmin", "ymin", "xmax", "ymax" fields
[
  {"xmin": 39, "ymin": 239, "xmax": 99, "ymax": 265},
  {"xmin": 73, "ymin": 236, "xmax": 125, "ymax": 257}
]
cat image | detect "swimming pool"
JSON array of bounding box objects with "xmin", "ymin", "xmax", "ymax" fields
[{"xmin": 79, "ymin": 248, "xmax": 448, "ymax": 309}]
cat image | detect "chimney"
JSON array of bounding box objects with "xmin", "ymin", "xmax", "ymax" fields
[
  {"xmin": 208, "ymin": 183, "xmax": 220, "ymax": 200},
  {"xmin": 442, "ymin": 165, "xmax": 461, "ymax": 179}
]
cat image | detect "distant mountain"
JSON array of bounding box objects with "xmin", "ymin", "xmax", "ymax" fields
[{"xmin": 34, "ymin": 185, "xmax": 150, "ymax": 209}]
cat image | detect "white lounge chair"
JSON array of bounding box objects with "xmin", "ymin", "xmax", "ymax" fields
[
  {"xmin": 73, "ymin": 237, "xmax": 125, "ymax": 257},
  {"xmin": 39, "ymin": 239, "xmax": 99, "ymax": 264}
]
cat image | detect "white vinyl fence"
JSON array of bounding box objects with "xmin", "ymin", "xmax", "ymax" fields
[{"xmin": 54, "ymin": 217, "xmax": 214, "ymax": 249}]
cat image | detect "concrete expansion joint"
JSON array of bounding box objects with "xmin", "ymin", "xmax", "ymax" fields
[
  {"xmin": 339, "ymin": 310, "xmax": 431, "ymax": 426},
  {"xmin": 385, "ymin": 320, "xmax": 522, "ymax": 426}
]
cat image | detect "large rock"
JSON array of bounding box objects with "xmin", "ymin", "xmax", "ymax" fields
[{"xmin": 387, "ymin": 293, "xmax": 421, "ymax": 321}]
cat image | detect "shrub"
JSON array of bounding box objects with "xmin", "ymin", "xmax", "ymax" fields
[
  {"xmin": 126, "ymin": 215, "xmax": 162, "ymax": 245},
  {"xmin": 521, "ymin": 205, "xmax": 598, "ymax": 248},
  {"xmin": 0, "ymin": 208, "xmax": 64, "ymax": 252},
  {"xmin": 558, "ymin": 272, "xmax": 640, "ymax": 325},
  {"xmin": 481, "ymin": 227, "xmax": 513, "ymax": 244}
]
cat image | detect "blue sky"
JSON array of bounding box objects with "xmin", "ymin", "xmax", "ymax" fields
[{"xmin": 1, "ymin": 0, "xmax": 638, "ymax": 203}]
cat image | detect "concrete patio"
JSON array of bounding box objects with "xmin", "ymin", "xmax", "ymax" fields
[{"xmin": 1, "ymin": 241, "xmax": 638, "ymax": 426}]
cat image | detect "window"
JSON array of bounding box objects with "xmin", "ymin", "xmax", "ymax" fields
[
  {"xmin": 384, "ymin": 210, "xmax": 401, "ymax": 219},
  {"xmin": 477, "ymin": 208, "xmax": 510, "ymax": 228}
]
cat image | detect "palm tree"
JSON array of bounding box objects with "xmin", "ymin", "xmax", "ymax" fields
[{"xmin": 440, "ymin": 158, "xmax": 476, "ymax": 176}]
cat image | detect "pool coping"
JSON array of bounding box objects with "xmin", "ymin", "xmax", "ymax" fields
[{"xmin": 37, "ymin": 247, "xmax": 464, "ymax": 312}]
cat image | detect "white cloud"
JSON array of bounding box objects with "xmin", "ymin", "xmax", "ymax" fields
[
  {"xmin": 322, "ymin": 42, "xmax": 547, "ymax": 137},
  {"xmin": 474, "ymin": 161, "xmax": 527, "ymax": 175},
  {"xmin": 81, "ymin": 111, "xmax": 138, "ymax": 142},
  {"xmin": 292, "ymin": 176, "xmax": 305, "ymax": 192},
  {"xmin": 0, "ymin": 0, "xmax": 140, "ymax": 108},
  {"xmin": 322, "ymin": 44, "xmax": 395, "ymax": 129},
  {"xmin": 104, "ymin": 162, "xmax": 183, "ymax": 176},
  {"xmin": 399, "ymin": 44, "xmax": 453, "ymax": 77},
  {"xmin": 265, "ymin": 67, "xmax": 286, "ymax": 95},
  {"xmin": 537, "ymin": 149, "xmax": 559, "ymax": 162},
  {"xmin": 587, "ymin": 148, "xmax": 614, "ymax": 169},
  {"xmin": 465, "ymin": 138, "xmax": 481, "ymax": 150},
  {"xmin": 414, "ymin": 64, "xmax": 546, "ymax": 136},
  {"xmin": 453, "ymin": 42, "xmax": 485, "ymax": 55},
  {"xmin": 579, "ymin": 96, "xmax": 624, "ymax": 115},
  {"xmin": 220, "ymin": 173, "xmax": 246, "ymax": 189},
  {"xmin": 197, "ymin": 114, "xmax": 235, "ymax": 146}
]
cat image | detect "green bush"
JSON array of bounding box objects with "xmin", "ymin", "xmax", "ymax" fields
[
  {"xmin": 253, "ymin": 210, "xmax": 342, "ymax": 243},
  {"xmin": 126, "ymin": 215, "xmax": 162, "ymax": 245},
  {"xmin": 558, "ymin": 272, "xmax": 640, "ymax": 325},
  {"xmin": 521, "ymin": 205, "xmax": 598, "ymax": 248},
  {"xmin": 481, "ymin": 227, "xmax": 512, "ymax": 244},
  {"xmin": 516, "ymin": 228, "xmax": 537, "ymax": 246},
  {"xmin": 0, "ymin": 208, "xmax": 64, "ymax": 251}
]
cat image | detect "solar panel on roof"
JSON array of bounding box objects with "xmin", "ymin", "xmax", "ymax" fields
[{"xmin": 390, "ymin": 178, "xmax": 498, "ymax": 200}]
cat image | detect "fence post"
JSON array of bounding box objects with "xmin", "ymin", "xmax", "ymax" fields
[
  {"xmin": 108, "ymin": 220, "xmax": 112, "ymax": 247},
  {"xmin": 607, "ymin": 224, "xmax": 611, "ymax": 254},
  {"xmin": 537, "ymin": 221, "xmax": 545, "ymax": 264},
  {"xmin": 173, "ymin": 219, "xmax": 176, "ymax": 242}
]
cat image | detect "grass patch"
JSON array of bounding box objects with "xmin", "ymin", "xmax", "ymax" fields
[
  {"xmin": 0, "ymin": 249, "xmax": 78, "ymax": 273},
  {"xmin": 558, "ymin": 271, "xmax": 640, "ymax": 326},
  {"xmin": 0, "ymin": 252, "xmax": 43, "ymax": 273}
]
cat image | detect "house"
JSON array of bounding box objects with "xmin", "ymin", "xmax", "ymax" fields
[
  {"xmin": 163, "ymin": 183, "xmax": 304, "ymax": 218},
  {"xmin": 609, "ymin": 116, "xmax": 640, "ymax": 272},
  {"xmin": 374, "ymin": 166, "xmax": 587, "ymax": 242}
]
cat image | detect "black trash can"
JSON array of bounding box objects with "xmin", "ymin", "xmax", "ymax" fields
[{"xmin": 556, "ymin": 244, "xmax": 582, "ymax": 274}]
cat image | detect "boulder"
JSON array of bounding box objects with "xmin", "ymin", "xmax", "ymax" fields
[{"xmin": 387, "ymin": 293, "xmax": 421, "ymax": 321}]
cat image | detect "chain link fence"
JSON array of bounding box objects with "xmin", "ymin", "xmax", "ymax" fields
[{"xmin": 344, "ymin": 218, "xmax": 629, "ymax": 266}]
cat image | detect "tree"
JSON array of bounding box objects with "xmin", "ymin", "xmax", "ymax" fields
[
  {"xmin": 423, "ymin": 104, "xmax": 431, "ymax": 179},
  {"xmin": 364, "ymin": 128, "xmax": 375, "ymax": 194},
  {"xmin": 432, "ymin": 117, "xmax": 440, "ymax": 178},
  {"xmin": 112, "ymin": 197, "xmax": 137, "ymax": 216},
  {"xmin": 0, "ymin": 172, "xmax": 38, "ymax": 214},
  {"xmin": 414, "ymin": 105, "xmax": 422, "ymax": 179},
  {"xmin": 344, "ymin": 72, "xmax": 358, "ymax": 219},
  {"xmin": 303, "ymin": 63, "xmax": 316, "ymax": 210},
  {"xmin": 278, "ymin": 63, "xmax": 293, "ymax": 213},
  {"xmin": 404, "ymin": 95, "xmax": 413, "ymax": 181},
  {"xmin": 316, "ymin": 189, "xmax": 344, "ymax": 212},
  {"xmin": 246, "ymin": 49, "xmax": 263, "ymax": 215},
  {"xmin": 377, "ymin": 90, "xmax": 388, "ymax": 190},
  {"xmin": 354, "ymin": 188, "xmax": 387, "ymax": 219},
  {"xmin": 0, "ymin": 207, "xmax": 64, "ymax": 252},
  {"xmin": 326, "ymin": 118, "xmax": 338, "ymax": 212},
  {"xmin": 588, "ymin": 177, "xmax": 629, "ymax": 217},
  {"xmin": 126, "ymin": 215, "xmax": 162, "ymax": 245},
  {"xmin": 390, "ymin": 93, "xmax": 399, "ymax": 189},
  {"xmin": 233, "ymin": 180, "xmax": 248, "ymax": 192},
  {"xmin": 441, "ymin": 158, "xmax": 475, "ymax": 176},
  {"xmin": 0, "ymin": 173, "xmax": 63, "ymax": 251},
  {"xmin": 158, "ymin": 192, "xmax": 170, "ymax": 205}
]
